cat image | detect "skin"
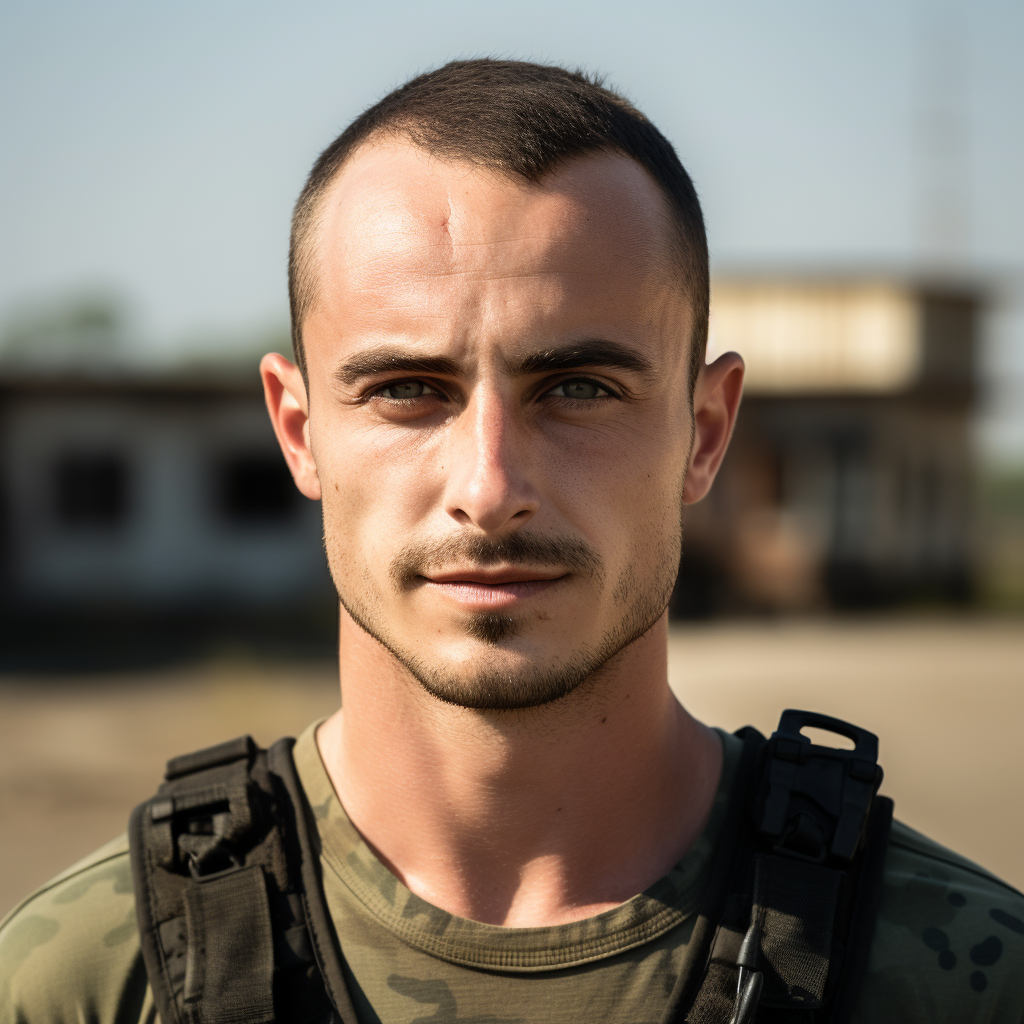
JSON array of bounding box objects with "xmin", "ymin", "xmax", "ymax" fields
[{"xmin": 261, "ymin": 139, "xmax": 744, "ymax": 927}]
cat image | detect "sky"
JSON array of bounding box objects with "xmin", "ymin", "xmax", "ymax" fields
[{"xmin": 2, "ymin": 0, "xmax": 1022, "ymax": 461}]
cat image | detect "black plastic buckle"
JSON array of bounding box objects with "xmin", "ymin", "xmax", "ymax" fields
[
  {"xmin": 164, "ymin": 735, "xmax": 256, "ymax": 781},
  {"xmin": 758, "ymin": 710, "xmax": 883, "ymax": 862}
]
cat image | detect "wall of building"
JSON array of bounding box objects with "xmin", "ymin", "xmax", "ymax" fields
[
  {"xmin": 676, "ymin": 394, "xmax": 974, "ymax": 614},
  {"xmin": 0, "ymin": 380, "xmax": 335, "ymax": 666}
]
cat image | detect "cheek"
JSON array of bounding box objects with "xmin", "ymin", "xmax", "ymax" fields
[
  {"xmin": 311, "ymin": 416, "xmax": 445, "ymax": 569},
  {"xmin": 602, "ymin": 454, "xmax": 685, "ymax": 610},
  {"xmin": 536, "ymin": 416, "xmax": 687, "ymax": 613}
]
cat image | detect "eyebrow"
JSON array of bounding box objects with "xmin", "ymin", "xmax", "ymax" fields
[
  {"xmin": 333, "ymin": 338, "xmax": 653, "ymax": 387},
  {"xmin": 511, "ymin": 340, "xmax": 653, "ymax": 378},
  {"xmin": 334, "ymin": 350, "xmax": 461, "ymax": 386}
]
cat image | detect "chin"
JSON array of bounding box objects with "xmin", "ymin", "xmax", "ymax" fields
[
  {"xmin": 406, "ymin": 630, "xmax": 605, "ymax": 713},
  {"xmin": 412, "ymin": 661, "xmax": 589, "ymax": 712}
]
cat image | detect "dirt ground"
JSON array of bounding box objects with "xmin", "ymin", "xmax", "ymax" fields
[{"xmin": 1, "ymin": 616, "xmax": 1021, "ymax": 918}]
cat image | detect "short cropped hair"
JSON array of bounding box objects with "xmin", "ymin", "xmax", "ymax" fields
[{"xmin": 289, "ymin": 59, "xmax": 709, "ymax": 390}]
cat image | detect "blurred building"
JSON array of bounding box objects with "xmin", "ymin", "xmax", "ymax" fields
[
  {"xmin": 0, "ymin": 367, "xmax": 333, "ymax": 668},
  {"xmin": 674, "ymin": 276, "xmax": 980, "ymax": 615}
]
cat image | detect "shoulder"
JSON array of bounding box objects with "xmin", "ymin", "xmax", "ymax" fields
[
  {"xmin": 0, "ymin": 834, "xmax": 155, "ymax": 1024},
  {"xmin": 852, "ymin": 818, "xmax": 1024, "ymax": 1024}
]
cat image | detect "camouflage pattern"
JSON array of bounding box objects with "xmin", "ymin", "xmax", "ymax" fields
[
  {"xmin": 859, "ymin": 823, "xmax": 1024, "ymax": 1021},
  {"xmin": 2, "ymin": 722, "xmax": 1023, "ymax": 1023},
  {"xmin": 0, "ymin": 834, "xmax": 156, "ymax": 1022}
]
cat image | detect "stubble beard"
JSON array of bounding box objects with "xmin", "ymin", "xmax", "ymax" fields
[{"xmin": 329, "ymin": 528, "xmax": 680, "ymax": 712}]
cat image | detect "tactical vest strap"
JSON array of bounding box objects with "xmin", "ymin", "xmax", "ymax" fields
[
  {"xmin": 825, "ymin": 791, "xmax": 894, "ymax": 1024},
  {"xmin": 665, "ymin": 727, "xmax": 766, "ymax": 1021},
  {"xmin": 677, "ymin": 710, "xmax": 893, "ymax": 1024},
  {"xmin": 182, "ymin": 865, "xmax": 275, "ymax": 1023},
  {"xmin": 753, "ymin": 854, "xmax": 842, "ymax": 1008},
  {"xmin": 266, "ymin": 740, "xmax": 356, "ymax": 1020},
  {"xmin": 129, "ymin": 736, "xmax": 356, "ymax": 1024}
]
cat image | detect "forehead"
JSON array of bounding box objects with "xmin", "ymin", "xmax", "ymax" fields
[
  {"xmin": 313, "ymin": 138, "xmax": 679, "ymax": 294},
  {"xmin": 303, "ymin": 139, "xmax": 688, "ymax": 370}
]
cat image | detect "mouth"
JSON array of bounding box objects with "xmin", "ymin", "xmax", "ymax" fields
[{"xmin": 417, "ymin": 567, "xmax": 567, "ymax": 610}]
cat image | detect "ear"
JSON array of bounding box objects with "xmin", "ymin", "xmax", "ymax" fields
[
  {"xmin": 682, "ymin": 352, "xmax": 745, "ymax": 505},
  {"xmin": 260, "ymin": 352, "xmax": 322, "ymax": 501}
]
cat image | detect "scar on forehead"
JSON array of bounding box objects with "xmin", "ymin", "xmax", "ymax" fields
[{"xmin": 438, "ymin": 194, "xmax": 452, "ymax": 240}]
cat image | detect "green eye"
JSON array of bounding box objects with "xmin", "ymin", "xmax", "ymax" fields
[
  {"xmin": 380, "ymin": 381, "xmax": 436, "ymax": 399},
  {"xmin": 551, "ymin": 379, "xmax": 606, "ymax": 400}
]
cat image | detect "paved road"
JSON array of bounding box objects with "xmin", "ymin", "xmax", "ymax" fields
[{"xmin": 2, "ymin": 616, "xmax": 1021, "ymax": 918}]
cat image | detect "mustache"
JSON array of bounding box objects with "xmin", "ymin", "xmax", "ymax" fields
[{"xmin": 389, "ymin": 532, "xmax": 604, "ymax": 585}]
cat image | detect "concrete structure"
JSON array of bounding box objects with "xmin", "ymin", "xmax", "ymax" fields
[
  {"xmin": 675, "ymin": 277, "xmax": 980, "ymax": 614},
  {"xmin": 0, "ymin": 370, "xmax": 333, "ymax": 666}
]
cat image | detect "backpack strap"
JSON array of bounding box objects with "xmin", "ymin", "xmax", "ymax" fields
[
  {"xmin": 663, "ymin": 726, "xmax": 767, "ymax": 1021},
  {"xmin": 675, "ymin": 710, "xmax": 893, "ymax": 1024},
  {"xmin": 128, "ymin": 735, "xmax": 359, "ymax": 1024}
]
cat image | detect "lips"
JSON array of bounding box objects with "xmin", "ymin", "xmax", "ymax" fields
[
  {"xmin": 417, "ymin": 567, "xmax": 566, "ymax": 610},
  {"xmin": 422, "ymin": 568, "xmax": 565, "ymax": 585}
]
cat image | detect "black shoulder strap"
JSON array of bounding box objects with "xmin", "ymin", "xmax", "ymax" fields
[
  {"xmin": 663, "ymin": 725, "xmax": 767, "ymax": 1020},
  {"xmin": 128, "ymin": 735, "xmax": 359, "ymax": 1024},
  {"xmin": 673, "ymin": 710, "xmax": 894, "ymax": 1024}
]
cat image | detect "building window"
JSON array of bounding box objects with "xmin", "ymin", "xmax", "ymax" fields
[
  {"xmin": 54, "ymin": 453, "xmax": 130, "ymax": 529},
  {"xmin": 217, "ymin": 453, "xmax": 299, "ymax": 526}
]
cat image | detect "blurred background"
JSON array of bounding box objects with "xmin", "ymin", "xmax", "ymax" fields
[{"xmin": 1, "ymin": 0, "xmax": 1022, "ymax": 913}]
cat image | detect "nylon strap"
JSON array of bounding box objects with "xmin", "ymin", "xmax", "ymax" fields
[
  {"xmin": 183, "ymin": 865, "xmax": 275, "ymax": 1024},
  {"xmin": 268, "ymin": 739, "xmax": 360, "ymax": 1024},
  {"xmin": 664, "ymin": 727, "xmax": 765, "ymax": 1022},
  {"xmin": 753, "ymin": 854, "xmax": 842, "ymax": 1009}
]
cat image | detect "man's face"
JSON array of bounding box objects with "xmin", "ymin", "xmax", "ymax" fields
[{"xmin": 299, "ymin": 142, "xmax": 696, "ymax": 709}]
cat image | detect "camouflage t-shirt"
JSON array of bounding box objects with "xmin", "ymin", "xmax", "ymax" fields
[{"xmin": 3, "ymin": 721, "xmax": 1024, "ymax": 1023}]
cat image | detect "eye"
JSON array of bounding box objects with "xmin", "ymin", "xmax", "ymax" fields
[
  {"xmin": 547, "ymin": 378, "xmax": 611, "ymax": 400},
  {"xmin": 376, "ymin": 380, "xmax": 439, "ymax": 400}
]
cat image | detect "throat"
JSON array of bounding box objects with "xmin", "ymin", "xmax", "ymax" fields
[{"xmin": 314, "ymin": 677, "xmax": 723, "ymax": 928}]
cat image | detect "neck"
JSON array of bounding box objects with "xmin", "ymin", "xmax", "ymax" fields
[{"xmin": 316, "ymin": 608, "xmax": 722, "ymax": 927}]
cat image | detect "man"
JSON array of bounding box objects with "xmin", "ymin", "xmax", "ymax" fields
[{"xmin": 2, "ymin": 60, "xmax": 1022, "ymax": 1024}]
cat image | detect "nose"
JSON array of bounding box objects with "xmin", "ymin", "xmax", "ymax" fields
[{"xmin": 442, "ymin": 385, "xmax": 540, "ymax": 533}]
